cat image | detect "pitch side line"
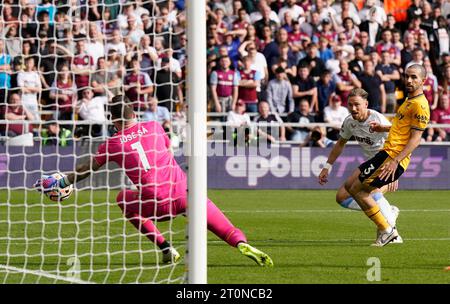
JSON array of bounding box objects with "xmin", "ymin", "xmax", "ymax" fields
[
  {"xmin": 0, "ymin": 238, "xmax": 449, "ymax": 245},
  {"xmin": 3, "ymin": 209, "xmax": 450, "ymax": 214},
  {"xmin": 0, "ymin": 264, "xmax": 93, "ymax": 284}
]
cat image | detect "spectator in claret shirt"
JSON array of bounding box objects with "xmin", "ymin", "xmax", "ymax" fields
[
  {"xmin": 2, "ymin": 93, "xmax": 35, "ymax": 137},
  {"xmin": 49, "ymin": 63, "xmax": 77, "ymax": 122},
  {"xmin": 426, "ymin": 93, "xmax": 450, "ymax": 142},
  {"xmin": 236, "ymin": 56, "xmax": 262, "ymax": 113},
  {"xmin": 210, "ymin": 55, "xmax": 239, "ymax": 113},
  {"xmin": 71, "ymin": 36, "xmax": 95, "ymax": 98},
  {"xmin": 124, "ymin": 57, "xmax": 154, "ymax": 112}
]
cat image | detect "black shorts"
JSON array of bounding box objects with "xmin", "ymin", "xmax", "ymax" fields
[{"xmin": 358, "ymin": 150, "xmax": 405, "ymax": 188}]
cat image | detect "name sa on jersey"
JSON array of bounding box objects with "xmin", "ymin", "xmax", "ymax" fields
[{"xmin": 119, "ymin": 126, "xmax": 149, "ymax": 144}]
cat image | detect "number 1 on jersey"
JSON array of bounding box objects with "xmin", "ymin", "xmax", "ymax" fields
[{"xmin": 131, "ymin": 142, "xmax": 151, "ymax": 171}]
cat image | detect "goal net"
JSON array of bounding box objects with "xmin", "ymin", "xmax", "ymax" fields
[{"xmin": 0, "ymin": 0, "xmax": 190, "ymax": 284}]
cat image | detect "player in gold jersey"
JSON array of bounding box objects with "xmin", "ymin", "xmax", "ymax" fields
[{"xmin": 346, "ymin": 64, "xmax": 430, "ymax": 247}]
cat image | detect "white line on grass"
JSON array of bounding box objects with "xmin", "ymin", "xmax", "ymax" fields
[
  {"xmin": 0, "ymin": 238, "xmax": 449, "ymax": 245},
  {"xmin": 3, "ymin": 209, "xmax": 450, "ymax": 214},
  {"xmin": 0, "ymin": 264, "xmax": 93, "ymax": 284}
]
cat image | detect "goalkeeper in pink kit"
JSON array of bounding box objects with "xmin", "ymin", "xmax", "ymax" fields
[{"xmin": 35, "ymin": 96, "xmax": 273, "ymax": 266}]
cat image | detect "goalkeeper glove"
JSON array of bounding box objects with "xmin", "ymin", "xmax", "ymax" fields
[{"xmin": 34, "ymin": 175, "xmax": 69, "ymax": 193}]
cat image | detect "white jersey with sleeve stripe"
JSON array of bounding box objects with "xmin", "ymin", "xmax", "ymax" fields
[{"xmin": 339, "ymin": 110, "xmax": 391, "ymax": 159}]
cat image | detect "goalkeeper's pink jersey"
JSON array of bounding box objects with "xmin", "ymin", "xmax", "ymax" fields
[{"xmin": 94, "ymin": 121, "xmax": 186, "ymax": 200}]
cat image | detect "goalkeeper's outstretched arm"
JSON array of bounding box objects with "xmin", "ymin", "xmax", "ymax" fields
[
  {"xmin": 61, "ymin": 157, "xmax": 103, "ymax": 187},
  {"xmin": 34, "ymin": 157, "xmax": 103, "ymax": 192}
]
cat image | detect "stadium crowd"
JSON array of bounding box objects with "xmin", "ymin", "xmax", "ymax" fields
[{"xmin": 0, "ymin": 0, "xmax": 449, "ymax": 146}]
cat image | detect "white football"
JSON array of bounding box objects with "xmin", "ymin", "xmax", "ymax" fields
[{"xmin": 46, "ymin": 173, "xmax": 74, "ymax": 202}]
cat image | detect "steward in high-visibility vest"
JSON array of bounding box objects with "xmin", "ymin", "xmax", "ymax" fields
[{"xmin": 41, "ymin": 123, "xmax": 72, "ymax": 147}]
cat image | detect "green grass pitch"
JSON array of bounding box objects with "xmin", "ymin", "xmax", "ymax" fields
[{"xmin": 0, "ymin": 189, "xmax": 449, "ymax": 284}]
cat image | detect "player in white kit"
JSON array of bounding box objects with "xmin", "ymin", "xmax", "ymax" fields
[{"xmin": 318, "ymin": 88, "xmax": 402, "ymax": 243}]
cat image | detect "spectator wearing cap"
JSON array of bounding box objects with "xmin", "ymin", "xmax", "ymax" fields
[
  {"xmin": 427, "ymin": 93, "xmax": 450, "ymax": 142},
  {"xmin": 316, "ymin": 69, "xmax": 337, "ymax": 121},
  {"xmin": 297, "ymin": 43, "xmax": 326, "ymax": 80},
  {"xmin": 236, "ymin": 56, "xmax": 262, "ymax": 113},
  {"xmin": 254, "ymin": 100, "xmax": 286, "ymax": 143},
  {"xmin": 210, "ymin": 55, "xmax": 239, "ymax": 113},
  {"xmin": 375, "ymin": 50, "xmax": 400, "ymax": 113},
  {"xmin": 314, "ymin": 17, "xmax": 337, "ymax": 45},
  {"xmin": 288, "ymin": 20, "xmax": 309, "ymax": 52},
  {"xmin": 266, "ymin": 67, "xmax": 294, "ymax": 115},
  {"xmin": 323, "ymin": 94, "xmax": 350, "ymax": 140},
  {"xmin": 72, "ymin": 36, "xmax": 95, "ymax": 97},
  {"xmin": 124, "ymin": 57, "xmax": 154, "ymax": 112},
  {"xmin": 292, "ymin": 64, "xmax": 318, "ymax": 111},
  {"xmin": 336, "ymin": 59, "xmax": 361, "ymax": 106},
  {"xmin": 358, "ymin": 59, "xmax": 386, "ymax": 113},
  {"xmin": 2, "ymin": 93, "xmax": 35, "ymax": 137}
]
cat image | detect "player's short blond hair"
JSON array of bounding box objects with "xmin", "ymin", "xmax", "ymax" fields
[{"xmin": 348, "ymin": 88, "xmax": 369, "ymax": 101}]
